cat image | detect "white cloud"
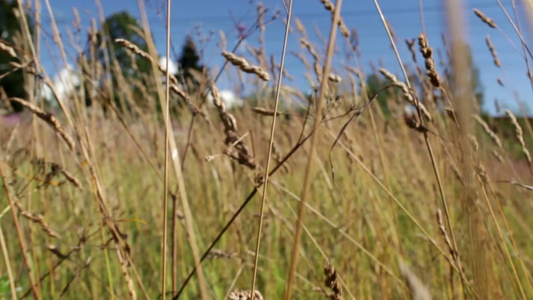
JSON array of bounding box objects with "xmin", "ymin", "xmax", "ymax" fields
[
  {"xmin": 220, "ymin": 90, "xmax": 243, "ymax": 108},
  {"xmin": 42, "ymin": 65, "xmax": 80, "ymax": 102},
  {"xmin": 159, "ymin": 57, "xmax": 178, "ymax": 74},
  {"xmin": 207, "ymin": 89, "xmax": 243, "ymax": 108}
]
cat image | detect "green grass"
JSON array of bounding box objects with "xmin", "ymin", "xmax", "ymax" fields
[{"xmin": 1, "ymin": 0, "xmax": 533, "ymax": 299}]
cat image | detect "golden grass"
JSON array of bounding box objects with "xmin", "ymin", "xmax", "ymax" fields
[{"xmin": 1, "ymin": 0, "xmax": 533, "ymax": 299}]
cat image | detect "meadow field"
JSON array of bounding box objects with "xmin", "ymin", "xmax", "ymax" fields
[{"xmin": 1, "ymin": 0, "xmax": 533, "ymax": 299}]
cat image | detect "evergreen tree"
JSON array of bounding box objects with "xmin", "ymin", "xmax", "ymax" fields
[
  {"xmin": 86, "ymin": 11, "xmax": 150, "ymax": 109},
  {"xmin": 178, "ymin": 36, "xmax": 203, "ymax": 88},
  {"xmin": 0, "ymin": 0, "xmax": 31, "ymax": 112}
]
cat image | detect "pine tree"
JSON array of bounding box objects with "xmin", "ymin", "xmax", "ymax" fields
[
  {"xmin": 0, "ymin": 0, "xmax": 32, "ymax": 112},
  {"xmin": 178, "ymin": 36, "xmax": 203, "ymax": 89}
]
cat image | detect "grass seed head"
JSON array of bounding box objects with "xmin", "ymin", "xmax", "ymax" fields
[{"xmin": 473, "ymin": 8, "xmax": 496, "ymax": 28}]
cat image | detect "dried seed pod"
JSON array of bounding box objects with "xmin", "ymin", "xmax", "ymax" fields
[
  {"xmin": 324, "ymin": 263, "xmax": 343, "ymax": 300},
  {"xmin": 418, "ymin": 33, "xmax": 442, "ymax": 88},
  {"xmin": 0, "ymin": 40, "xmax": 17, "ymax": 58},
  {"xmin": 210, "ymin": 82, "xmax": 256, "ymax": 170},
  {"xmin": 222, "ymin": 51, "xmax": 270, "ymax": 81},
  {"xmin": 485, "ymin": 36, "xmax": 501, "ymax": 68},
  {"xmin": 9, "ymin": 97, "xmax": 75, "ymax": 150},
  {"xmin": 228, "ymin": 290, "xmax": 263, "ymax": 300},
  {"xmin": 473, "ymin": 114, "xmax": 502, "ymax": 148},
  {"xmin": 474, "ymin": 8, "xmax": 496, "ymax": 28},
  {"xmin": 379, "ymin": 68, "xmax": 432, "ymax": 121},
  {"xmin": 328, "ymin": 73, "xmax": 342, "ymax": 83},
  {"xmin": 505, "ymin": 109, "xmax": 531, "ymax": 164}
]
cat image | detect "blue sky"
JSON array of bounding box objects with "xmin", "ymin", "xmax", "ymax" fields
[{"xmin": 38, "ymin": 0, "xmax": 532, "ymax": 115}]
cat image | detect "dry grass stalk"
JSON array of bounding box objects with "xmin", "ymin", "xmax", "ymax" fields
[
  {"xmin": 378, "ymin": 68, "xmax": 432, "ymax": 121},
  {"xmin": 294, "ymin": 17, "xmax": 306, "ymax": 37},
  {"xmin": 473, "ymin": 8, "xmax": 496, "ymax": 28},
  {"xmin": 271, "ymin": 57, "xmax": 294, "ymax": 81},
  {"xmin": 505, "ymin": 109, "xmax": 532, "ymax": 164},
  {"xmin": 116, "ymin": 37, "xmax": 177, "ymax": 83},
  {"xmin": 418, "ymin": 33, "xmax": 442, "ymax": 88},
  {"xmin": 9, "ymin": 97, "xmax": 75, "ymax": 150},
  {"xmin": 320, "ymin": 0, "xmax": 334, "ymax": 11},
  {"xmin": 291, "ymin": 50, "xmax": 311, "ymax": 71},
  {"xmin": 319, "ymin": 0, "xmax": 350, "ymax": 38},
  {"xmin": 349, "ymin": 28, "xmax": 360, "ymax": 55},
  {"xmin": 404, "ymin": 114, "xmax": 430, "ymax": 134},
  {"xmin": 345, "ymin": 66, "xmax": 363, "ymax": 87},
  {"xmin": 210, "ymin": 82, "xmax": 256, "ymax": 169},
  {"xmin": 473, "ymin": 115, "xmax": 502, "ymax": 148},
  {"xmin": 116, "ymin": 37, "xmax": 208, "ymax": 122},
  {"xmin": 22, "ymin": 212, "xmax": 60, "ymax": 238},
  {"xmin": 406, "ymin": 38, "xmax": 417, "ymax": 63},
  {"xmin": 3, "ymin": 124, "xmax": 19, "ymax": 154},
  {"xmin": 324, "ymin": 263, "xmax": 343, "ymax": 300},
  {"xmin": 47, "ymin": 245, "xmax": 70, "ymax": 259},
  {"xmin": 506, "ymin": 180, "xmax": 533, "ymax": 191},
  {"xmin": 221, "ymin": 51, "xmax": 270, "ymax": 81},
  {"xmin": 252, "ymin": 106, "xmax": 285, "ymax": 116},
  {"xmin": 468, "ymin": 134, "xmax": 479, "ymax": 151},
  {"xmin": 206, "ymin": 249, "xmax": 237, "ymax": 259},
  {"xmin": 272, "ymin": 142, "xmax": 290, "ymax": 174},
  {"xmin": 0, "ymin": 161, "xmax": 40, "ymax": 299},
  {"xmin": 257, "ymin": 2, "xmax": 265, "ymax": 37},
  {"xmin": 492, "ymin": 150, "xmax": 504, "ymax": 162},
  {"xmin": 338, "ymin": 21, "xmax": 350, "ymax": 39},
  {"xmin": 3, "ymin": 0, "xmax": 532, "ymax": 298},
  {"xmin": 328, "ymin": 73, "xmax": 342, "ymax": 83},
  {"xmin": 445, "ymin": 107, "xmax": 459, "ymax": 126},
  {"xmin": 245, "ymin": 44, "xmax": 267, "ymax": 73},
  {"xmin": 0, "ymin": 220, "xmax": 16, "ymax": 299},
  {"xmin": 285, "ymin": 0, "xmax": 344, "ymax": 297},
  {"xmin": 300, "ymin": 38, "xmax": 322, "ymax": 79},
  {"xmin": 250, "ymin": 8, "xmax": 293, "ymax": 284},
  {"xmin": 450, "ymin": 160, "xmax": 466, "ymax": 185},
  {"xmin": 485, "ymin": 36, "xmax": 501, "ymax": 68},
  {"xmin": 169, "ymin": 85, "xmax": 206, "ymax": 118},
  {"xmin": 218, "ymin": 30, "xmax": 227, "ymax": 51},
  {"xmin": 228, "ymin": 290, "xmax": 263, "ymax": 300},
  {"xmin": 60, "ymin": 168, "xmax": 82, "ymax": 189},
  {"xmin": 116, "ymin": 247, "xmax": 137, "ymax": 300},
  {"xmin": 399, "ymin": 261, "xmax": 432, "ymax": 300},
  {"xmin": 34, "ymin": 158, "xmax": 83, "ymax": 189},
  {"xmin": 116, "ymin": 38, "xmax": 175, "ymax": 80},
  {"xmin": 9, "ymin": 61, "xmax": 37, "ymax": 78},
  {"xmin": 15, "ymin": 201, "xmax": 59, "ymax": 239},
  {"xmin": 436, "ymin": 209, "xmax": 457, "ymax": 261},
  {"xmin": 475, "ymin": 163, "xmax": 488, "ymax": 183},
  {"xmin": 0, "ymin": 40, "xmax": 17, "ymax": 58},
  {"xmin": 114, "ymin": 38, "xmax": 153, "ymax": 63}
]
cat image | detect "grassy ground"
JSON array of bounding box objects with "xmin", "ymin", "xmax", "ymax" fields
[{"xmin": 1, "ymin": 0, "xmax": 533, "ymax": 299}]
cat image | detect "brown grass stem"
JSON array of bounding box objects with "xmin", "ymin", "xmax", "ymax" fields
[
  {"xmin": 173, "ymin": 117, "xmax": 318, "ymax": 299},
  {"xmin": 0, "ymin": 219, "xmax": 17, "ymax": 300},
  {"xmin": 250, "ymin": 0, "xmax": 293, "ymax": 298},
  {"xmin": 374, "ymin": 0, "xmax": 467, "ymax": 294},
  {"xmin": 0, "ymin": 160, "xmax": 41, "ymax": 299},
  {"xmin": 283, "ymin": 1, "xmax": 343, "ymax": 299},
  {"xmin": 161, "ymin": 0, "xmax": 172, "ymax": 298}
]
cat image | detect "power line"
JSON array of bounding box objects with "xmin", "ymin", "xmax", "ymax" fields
[{"xmin": 38, "ymin": 1, "xmax": 514, "ymax": 24}]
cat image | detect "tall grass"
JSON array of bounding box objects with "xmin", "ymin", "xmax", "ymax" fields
[{"xmin": 0, "ymin": 0, "xmax": 533, "ymax": 299}]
